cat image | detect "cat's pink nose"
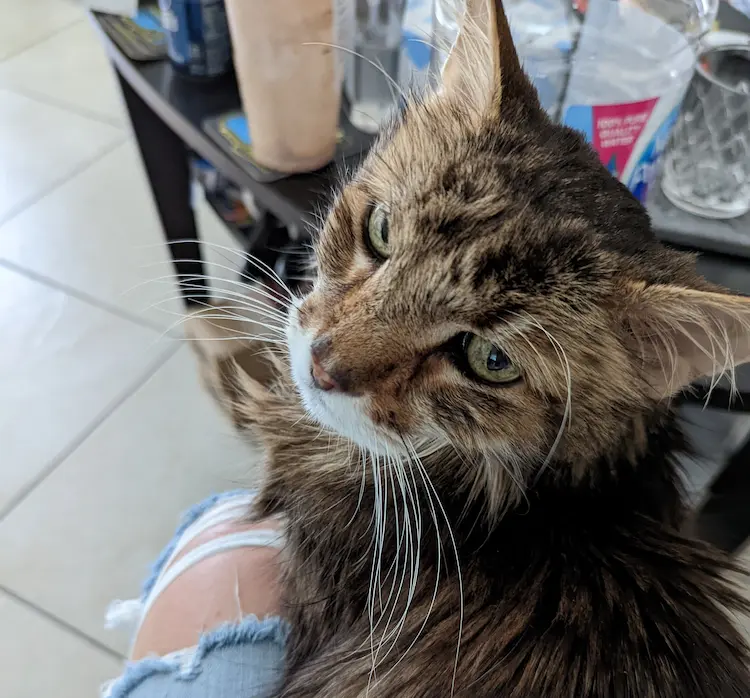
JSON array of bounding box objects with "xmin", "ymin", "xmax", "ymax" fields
[
  {"xmin": 310, "ymin": 337, "xmax": 339, "ymax": 391},
  {"xmin": 311, "ymin": 353, "xmax": 337, "ymax": 391}
]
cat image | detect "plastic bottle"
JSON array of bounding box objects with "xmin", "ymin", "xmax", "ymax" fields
[
  {"xmin": 158, "ymin": 0, "xmax": 232, "ymax": 81},
  {"xmin": 435, "ymin": 0, "xmax": 719, "ymax": 203},
  {"xmin": 557, "ymin": 0, "xmax": 717, "ymax": 203}
]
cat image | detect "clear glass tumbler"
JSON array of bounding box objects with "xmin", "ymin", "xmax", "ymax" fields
[
  {"xmin": 661, "ymin": 45, "xmax": 750, "ymax": 219},
  {"xmin": 343, "ymin": 0, "xmax": 408, "ymax": 133}
]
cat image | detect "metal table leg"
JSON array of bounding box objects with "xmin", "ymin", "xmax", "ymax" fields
[
  {"xmin": 115, "ymin": 68, "xmax": 209, "ymax": 307},
  {"xmin": 693, "ymin": 432, "xmax": 750, "ymax": 554}
]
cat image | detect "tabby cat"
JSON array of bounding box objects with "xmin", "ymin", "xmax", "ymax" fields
[{"xmin": 188, "ymin": 0, "xmax": 750, "ymax": 695}]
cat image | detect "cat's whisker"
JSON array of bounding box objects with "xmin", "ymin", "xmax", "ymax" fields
[
  {"xmin": 172, "ymin": 280, "xmax": 291, "ymax": 313},
  {"xmin": 705, "ymin": 318, "xmax": 727, "ymax": 401},
  {"xmin": 195, "ymin": 243, "xmax": 294, "ymax": 297},
  {"xmin": 377, "ymin": 450, "xmax": 436, "ymax": 677},
  {"xmin": 150, "ymin": 292, "xmax": 289, "ymax": 327},
  {"xmin": 345, "ymin": 449, "xmax": 369, "ymax": 529},
  {"xmin": 373, "ymin": 54, "xmax": 401, "ymax": 116},
  {"xmin": 670, "ymin": 312, "xmax": 732, "ymax": 404},
  {"xmin": 140, "ymin": 262, "xmax": 292, "ymax": 311},
  {"xmin": 149, "ymin": 289, "xmax": 291, "ymax": 328},
  {"xmin": 401, "ymin": 35, "xmax": 441, "ymax": 56},
  {"xmin": 164, "ymin": 312, "xmax": 287, "ymax": 342},
  {"xmin": 309, "ymin": 421, "xmax": 330, "ymax": 445},
  {"xmin": 517, "ymin": 313, "xmax": 572, "ymax": 479},
  {"xmin": 185, "ymin": 299, "xmax": 289, "ymax": 329},
  {"xmin": 244, "ymin": 344, "xmax": 290, "ymax": 362},
  {"xmin": 404, "ymin": 437, "xmax": 462, "ymax": 698},
  {"xmin": 146, "ymin": 297, "xmax": 288, "ymax": 343},
  {"xmin": 278, "ymin": 245, "xmax": 313, "ymax": 257},
  {"xmin": 377, "ymin": 454, "xmax": 390, "ymax": 616},
  {"xmin": 159, "ymin": 309, "xmax": 287, "ymax": 343},
  {"xmin": 384, "ymin": 447, "xmax": 422, "ymax": 660},
  {"xmin": 118, "ymin": 272, "xmax": 203, "ymax": 299},
  {"xmin": 172, "ymin": 266, "xmax": 291, "ymax": 308},
  {"xmin": 373, "ymin": 457, "xmax": 414, "ymax": 668},
  {"xmin": 367, "ymin": 453, "xmax": 383, "ymax": 683},
  {"xmin": 179, "ymin": 335, "xmax": 288, "ymax": 345},
  {"xmin": 119, "ymin": 273, "xmax": 282, "ymax": 319},
  {"xmin": 161, "ymin": 239, "xmax": 294, "ymax": 299},
  {"xmin": 187, "ymin": 314, "xmax": 287, "ymax": 341},
  {"xmin": 502, "ymin": 321, "xmax": 557, "ymax": 391},
  {"xmin": 143, "ymin": 255, "xmax": 286, "ymax": 298},
  {"xmin": 154, "ymin": 296, "xmax": 287, "ymax": 334},
  {"xmin": 715, "ymin": 316, "xmax": 736, "ymax": 398},
  {"xmin": 142, "ymin": 284, "xmax": 283, "ymax": 313},
  {"xmin": 345, "ymin": 438, "xmax": 355, "ymax": 474},
  {"xmin": 140, "ymin": 286, "xmax": 290, "ymax": 328},
  {"xmin": 301, "ymin": 42, "xmax": 407, "ymax": 106},
  {"xmin": 365, "ymin": 450, "xmax": 407, "ymax": 671},
  {"xmin": 373, "ymin": 449, "xmax": 410, "ymax": 667}
]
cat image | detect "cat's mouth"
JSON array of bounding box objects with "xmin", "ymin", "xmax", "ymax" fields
[{"xmin": 286, "ymin": 307, "xmax": 398, "ymax": 454}]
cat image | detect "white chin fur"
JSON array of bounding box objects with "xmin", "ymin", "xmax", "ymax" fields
[{"xmin": 286, "ymin": 307, "xmax": 395, "ymax": 455}]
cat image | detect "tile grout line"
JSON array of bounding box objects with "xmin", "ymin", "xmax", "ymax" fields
[
  {"xmin": 0, "ymin": 16, "xmax": 84, "ymax": 65},
  {"xmin": 0, "ymin": 584, "xmax": 126, "ymax": 662},
  {"xmin": 0, "ymin": 83, "xmax": 126, "ymax": 130},
  {"xmin": 0, "ymin": 134, "xmax": 127, "ymax": 230},
  {"xmin": 0, "ymin": 343, "xmax": 180, "ymax": 523},
  {"xmin": 0, "ymin": 258, "xmax": 180, "ymax": 336}
]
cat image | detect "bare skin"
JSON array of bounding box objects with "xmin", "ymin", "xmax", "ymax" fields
[
  {"xmin": 133, "ymin": 295, "xmax": 286, "ymax": 660},
  {"xmin": 131, "ymin": 518, "xmax": 283, "ymax": 660}
]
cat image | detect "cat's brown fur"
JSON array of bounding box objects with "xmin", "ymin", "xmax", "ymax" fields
[{"xmin": 187, "ymin": 0, "xmax": 750, "ymax": 695}]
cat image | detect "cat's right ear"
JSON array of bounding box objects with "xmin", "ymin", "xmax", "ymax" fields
[
  {"xmin": 621, "ymin": 281, "xmax": 750, "ymax": 399},
  {"xmin": 441, "ymin": 0, "xmax": 539, "ymax": 115}
]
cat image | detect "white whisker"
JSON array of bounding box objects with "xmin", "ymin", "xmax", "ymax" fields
[
  {"xmin": 160, "ymin": 239, "xmax": 293, "ymax": 297},
  {"xmin": 157, "ymin": 261, "xmax": 292, "ymax": 306},
  {"xmin": 138, "ymin": 260, "xmax": 291, "ymax": 308},
  {"xmin": 373, "ymin": 451, "xmax": 408, "ymax": 666},
  {"xmin": 149, "ymin": 296, "xmax": 288, "ymax": 329},
  {"xmin": 149, "ymin": 297, "xmax": 286, "ymax": 337},
  {"xmin": 302, "ymin": 42, "xmax": 406, "ymax": 105},
  {"xmin": 168, "ymin": 278, "xmax": 291, "ymax": 313},
  {"xmin": 517, "ymin": 312, "xmax": 572, "ymax": 478},
  {"xmin": 405, "ymin": 438, "xmax": 462, "ymax": 697}
]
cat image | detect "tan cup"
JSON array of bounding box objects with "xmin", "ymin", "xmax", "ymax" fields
[{"xmin": 225, "ymin": 0, "xmax": 341, "ymax": 174}]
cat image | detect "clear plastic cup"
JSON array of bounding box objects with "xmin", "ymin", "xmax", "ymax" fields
[{"xmin": 662, "ymin": 45, "xmax": 750, "ymax": 219}]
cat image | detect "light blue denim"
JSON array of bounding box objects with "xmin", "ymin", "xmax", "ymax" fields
[{"xmin": 104, "ymin": 491, "xmax": 289, "ymax": 698}]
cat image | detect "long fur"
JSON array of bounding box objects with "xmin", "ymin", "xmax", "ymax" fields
[{"xmin": 183, "ymin": 0, "xmax": 750, "ymax": 693}]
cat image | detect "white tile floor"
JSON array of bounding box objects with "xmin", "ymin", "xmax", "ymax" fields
[
  {"xmin": 0, "ymin": 3, "xmax": 261, "ymax": 695},
  {"xmin": 0, "ymin": 3, "xmax": 749, "ymax": 696}
]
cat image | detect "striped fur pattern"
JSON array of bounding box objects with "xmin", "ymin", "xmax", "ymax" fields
[{"xmin": 186, "ymin": 0, "xmax": 750, "ymax": 695}]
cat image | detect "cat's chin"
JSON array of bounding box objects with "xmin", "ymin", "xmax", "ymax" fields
[{"xmin": 286, "ymin": 311, "xmax": 399, "ymax": 456}]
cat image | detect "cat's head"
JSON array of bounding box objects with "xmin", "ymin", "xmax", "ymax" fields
[{"xmin": 287, "ymin": 0, "xmax": 750, "ymax": 506}]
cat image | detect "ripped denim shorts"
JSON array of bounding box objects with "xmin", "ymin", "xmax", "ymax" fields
[{"xmin": 101, "ymin": 491, "xmax": 289, "ymax": 698}]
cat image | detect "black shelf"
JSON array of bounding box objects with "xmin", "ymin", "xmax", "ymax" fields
[{"xmin": 92, "ymin": 14, "xmax": 359, "ymax": 230}]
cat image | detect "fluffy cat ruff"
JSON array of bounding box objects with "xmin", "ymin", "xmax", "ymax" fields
[{"xmin": 183, "ymin": 0, "xmax": 750, "ymax": 692}]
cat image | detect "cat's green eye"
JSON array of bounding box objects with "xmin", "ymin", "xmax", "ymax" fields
[
  {"xmin": 366, "ymin": 204, "xmax": 390, "ymax": 259},
  {"xmin": 463, "ymin": 334, "xmax": 521, "ymax": 384}
]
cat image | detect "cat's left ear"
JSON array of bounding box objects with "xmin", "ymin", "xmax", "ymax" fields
[
  {"xmin": 622, "ymin": 281, "xmax": 750, "ymax": 398},
  {"xmin": 441, "ymin": 0, "xmax": 539, "ymax": 114}
]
